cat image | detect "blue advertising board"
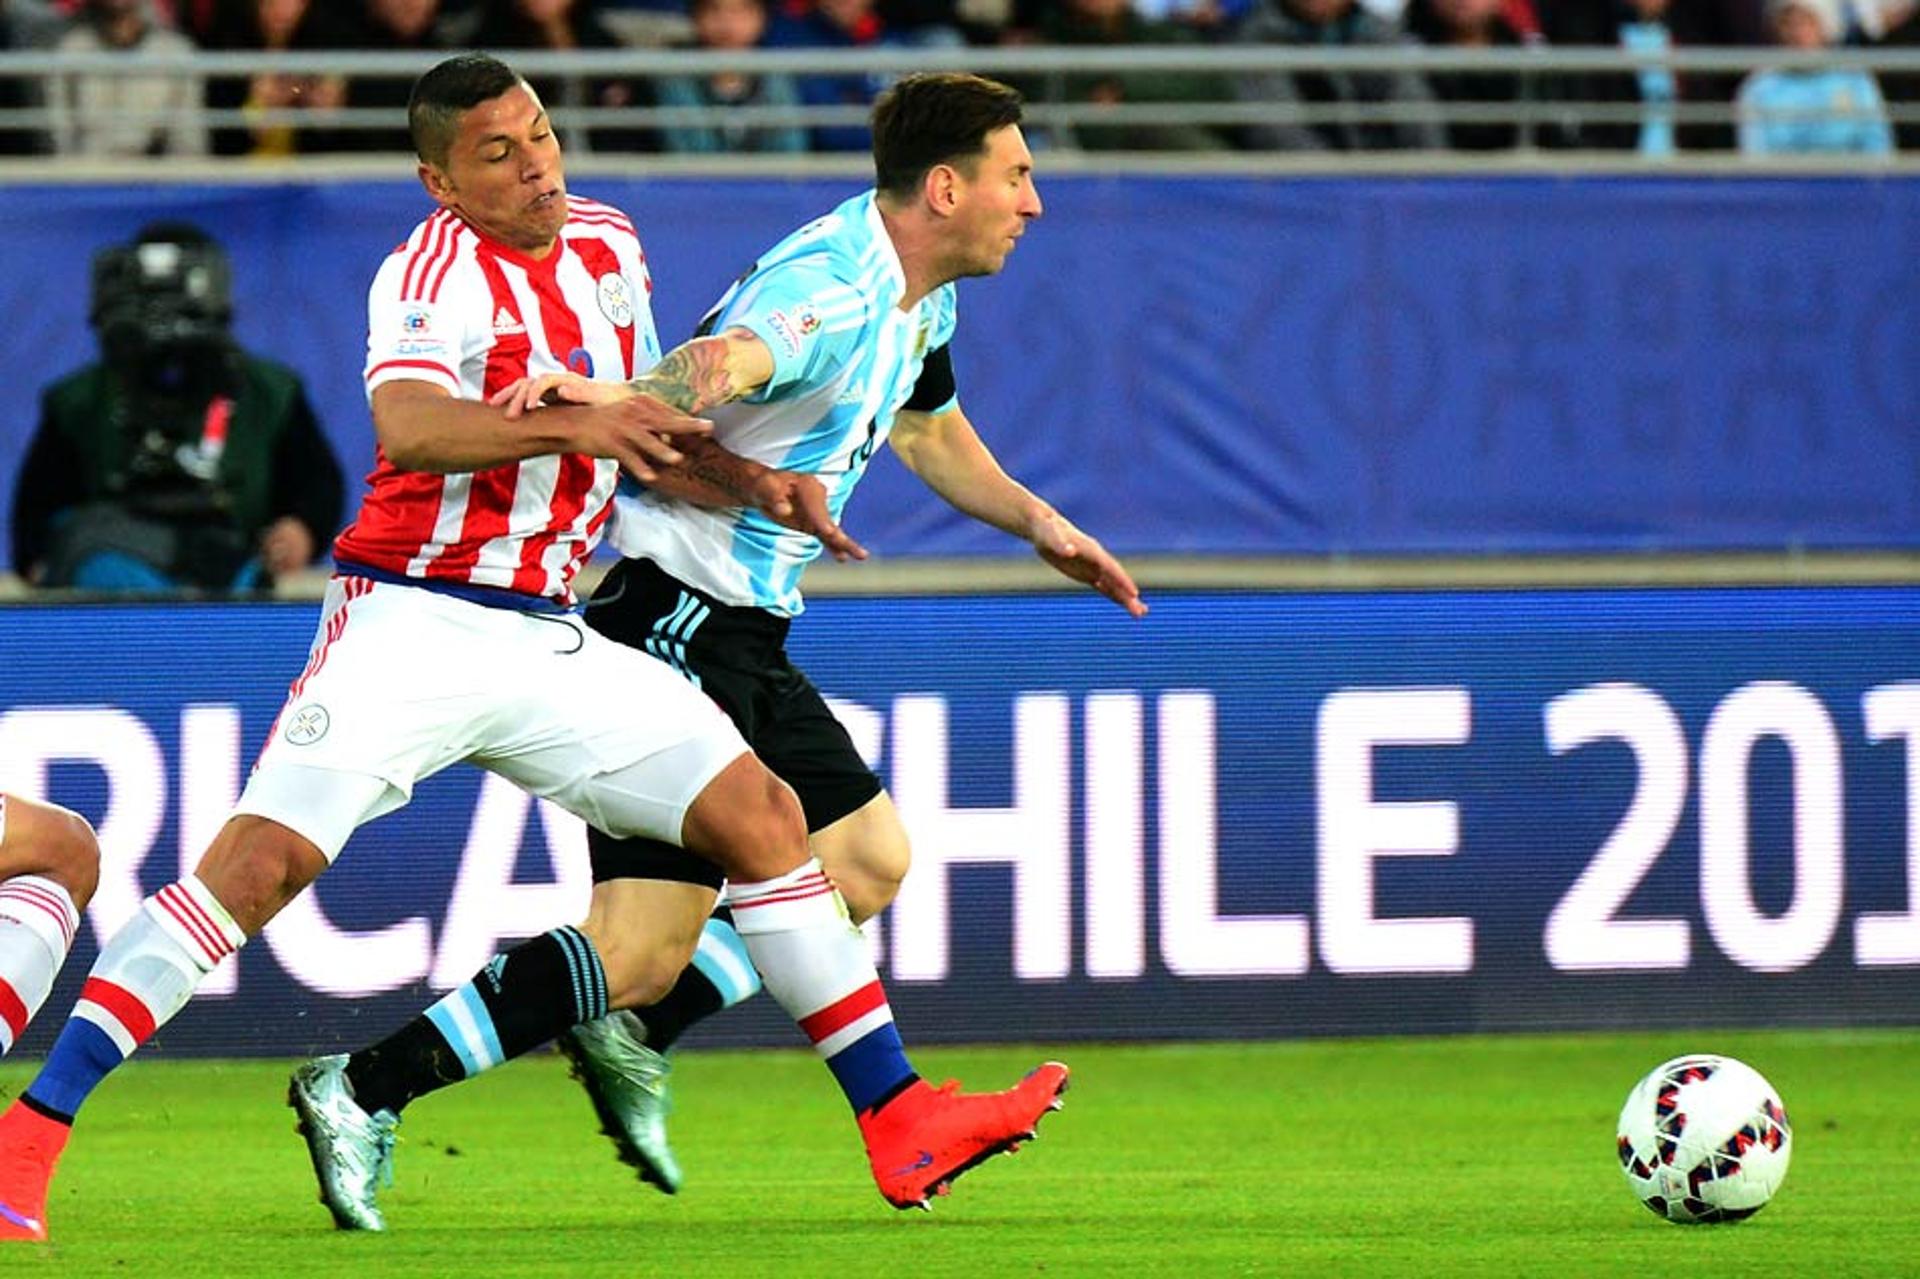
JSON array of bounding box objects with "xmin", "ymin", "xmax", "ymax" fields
[
  {"xmin": 0, "ymin": 584, "xmax": 1915, "ymax": 1056},
  {"xmin": 3, "ymin": 176, "xmax": 1918, "ymax": 572}
]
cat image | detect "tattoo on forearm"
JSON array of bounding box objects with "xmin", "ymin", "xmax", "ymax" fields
[
  {"xmin": 627, "ymin": 338, "xmax": 741, "ymax": 414},
  {"xmin": 674, "ymin": 437, "xmax": 762, "ymax": 505}
]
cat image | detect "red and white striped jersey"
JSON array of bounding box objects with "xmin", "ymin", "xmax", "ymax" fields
[{"xmin": 332, "ymin": 194, "xmax": 663, "ymax": 605}]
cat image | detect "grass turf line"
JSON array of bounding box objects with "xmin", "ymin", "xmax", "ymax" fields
[{"xmin": 0, "ymin": 1029, "xmax": 1914, "ymax": 1277}]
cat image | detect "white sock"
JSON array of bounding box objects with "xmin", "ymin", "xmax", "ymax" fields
[
  {"xmin": 0, "ymin": 876, "xmax": 79, "ymax": 1055},
  {"xmin": 726, "ymin": 859, "xmax": 913, "ymax": 1111},
  {"xmin": 725, "ymin": 859, "xmax": 871, "ymax": 1017},
  {"xmin": 79, "ymin": 877, "xmax": 246, "ymax": 1056}
]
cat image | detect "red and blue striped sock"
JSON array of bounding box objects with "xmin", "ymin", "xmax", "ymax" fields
[
  {"xmin": 726, "ymin": 859, "xmax": 915, "ymax": 1115},
  {"xmin": 23, "ymin": 878, "xmax": 242, "ymax": 1123},
  {"xmin": 0, "ymin": 876, "xmax": 80, "ymax": 1057}
]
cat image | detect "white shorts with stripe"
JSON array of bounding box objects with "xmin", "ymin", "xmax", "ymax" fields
[{"xmin": 234, "ymin": 576, "xmax": 749, "ymax": 861}]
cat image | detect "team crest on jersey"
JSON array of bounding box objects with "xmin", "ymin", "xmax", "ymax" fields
[
  {"xmin": 567, "ymin": 346, "xmax": 595, "ymax": 377},
  {"xmin": 596, "ymin": 272, "xmax": 634, "ymax": 329},
  {"xmin": 285, "ymin": 704, "xmax": 330, "ymax": 745},
  {"xmin": 402, "ymin": 307, "xmax": 432, "ymax": 334},
  {"xmin": 767, "ymin": 304, "xmax": 821, "ymax": 358}
]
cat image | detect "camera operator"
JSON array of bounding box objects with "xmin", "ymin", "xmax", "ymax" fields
[{"xmin": 11, "ymin": 222, "xmax": 344, "ymax": 593}]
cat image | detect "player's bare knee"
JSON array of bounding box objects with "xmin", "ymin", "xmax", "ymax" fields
[
  {"xmin": 834, "ymin": 860, "xmax": 906, "ymax": 926},
  {"xmin": 683, "ymin": 757, "xmax": 809, "ymax": 882},
  {"xmin": 2, "ymin": 800, "xmax": 102, "ymax": 906},
  {"xmin": 193, "ymin": 815, "xmax": 326, "ymax": 935},
  {"xmin": 42, "ymin": 807, "xmax": 101, "ymax": 907},
  {"xmin": 829, "ymin": 834, "xmax": 910, "ymax": 923},
  {"xmin": 738, "ymin": 771, "xmax": 808, "ymax": 878},
  {"xmin": 814, "ymin": 803, "xmax": 911, "ymax": 923}
]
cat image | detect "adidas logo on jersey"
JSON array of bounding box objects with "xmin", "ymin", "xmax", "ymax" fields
[{"xmin": 493, "ymin": 307, "xmax": 527, "ymax": 336}]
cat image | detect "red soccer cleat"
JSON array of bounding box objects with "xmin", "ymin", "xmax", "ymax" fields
[
  {"xmin": 858, "ymin": 1061, "xmax": 1069, "ymax": 1210},
  {"xmin": 0, "ymin": 1101, "xmax": 69, "ymax": 1244}
]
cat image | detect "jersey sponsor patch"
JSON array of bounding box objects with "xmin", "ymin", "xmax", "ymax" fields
[
  {"xmin": 567, "ymin": 346, "xmax": 596, "ymax": 377},
  {"xmin": 766, "ymin": 305, "xmax": 821, "ymax": 359},
  {"xmin": 596, "ymin": 272, "xmax": 634, "ymax": 328},
  {"xmin": 401, "ymin": 307, "xmax": 433, "ymax": 334}
]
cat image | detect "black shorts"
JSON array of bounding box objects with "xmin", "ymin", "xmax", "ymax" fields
[{"xmin": 581, "ymin": 557, "xmax": 883, "ymax": 888}]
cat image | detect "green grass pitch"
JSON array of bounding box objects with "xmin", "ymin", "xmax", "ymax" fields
[{"xmin": 1, "ymin": 1029, "xmax": 1916, "ymax": 1277}]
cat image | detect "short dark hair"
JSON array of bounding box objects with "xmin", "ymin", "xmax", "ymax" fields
[
  {"xmin": 871, "ymin": 73, "xmax": 1024, "ymax": 200},
  {"xmin": 408, "ymin": 53, "xmax": 527, "ymax": 166}
]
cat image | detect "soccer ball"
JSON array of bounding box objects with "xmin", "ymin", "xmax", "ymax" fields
[{"xmin": 1616, "ymin": 1054, "xmax": 1792, "ymax": 1224}]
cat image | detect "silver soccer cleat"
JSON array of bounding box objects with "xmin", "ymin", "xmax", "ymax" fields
[
  {"xmin": 288, "ymin": 1053, "xmax": 401, "ymax": 1231},
  {"xmin": 559, "ymin": 1010, "xmax": 683, "ymax": 1194}
]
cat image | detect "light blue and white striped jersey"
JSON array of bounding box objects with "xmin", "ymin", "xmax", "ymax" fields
[{"xmin": 606, "ymin": 190, "xmax": 959, "ymax": 616}]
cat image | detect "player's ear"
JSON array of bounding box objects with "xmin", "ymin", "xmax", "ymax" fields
[
  {"xmin": 419, "ymin": 161, "xmax": 455, "ymax": 206},
  {"xmin": 924, "ymin": 164, "xmax": 960, "ymax": 218}
]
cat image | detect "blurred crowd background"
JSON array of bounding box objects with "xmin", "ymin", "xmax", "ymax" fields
[{"xmin": 2, "ymin": 0, "xmax": 1917, "ymax": 161}]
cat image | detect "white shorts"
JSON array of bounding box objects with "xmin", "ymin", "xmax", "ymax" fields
[{"xmin": 234, "ymin": 576, "xmax": 749, "ymax": 861}]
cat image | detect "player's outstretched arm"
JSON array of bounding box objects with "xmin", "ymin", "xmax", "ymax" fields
[
  {"xmin": 891, "ymin": 403, "xmax": 1146, "ymax": 617},
  {"xmin": 374, "ymin": 379, "xmax": 709, "ymax": 481},
  {"xmin": 490, "ymin": 331, "xmax": 866, "ymax": 561},
  {"xmin": 492, "ymin": 328, "xmax": 775, "ymax": 423}
]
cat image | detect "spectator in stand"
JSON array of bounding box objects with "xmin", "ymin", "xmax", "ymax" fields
[
  {"xmin": 1546, "ymin": 0, "xmax": 1773, "ymax": 149},
  {"xmin": 1129, "ymin": 0, "xmax": 1257, "ymax": 35},
  {"xmin": 1027, "ymin": 0, "xmax": 1232, "ymax": 149},
  {"xmin": 48, "ymin": 0, "xmax": 208, "ymax": 157},
  {"xmin": 200, "ymin": 0, "xmax": 345, "ymax": 157},
  {"xmin": 1405, "ymin": 0, "xmax": 1568, "ymax": 149},
  {"xmin": 0, "ymin": 1, "xmax": 66, "ymax": 154},
  {"xmin": 296, "ymin": 0, "xmax": 448, "ymax": 151},
  {"xmin": 1368, "ymin": 0, "xmax": 1543, "ymax": 30},
  {"xmin": 589, "ymin": 0, "xmax": 694, "ymax": 44},
  {"xmin": 767, "ymin": 0, "xmax": 958, "ymax": 150},
  {"xmin": 1539, "ymin": 0, "xmax": 1679, "ymax": 154},
  {"xmin": 876, "ymin": 0, "xmax": 979, "ymax": 40},
  {"xmin": 1671, "ymin": 0, "xmax": 1765, "ymax": 150},
  {"xmin": 1233, "ymin": 0, "xmax": 1444, "ymax": 150},
  {"xmin": 1868, "ymin": 0, "xmax": 1920, "ymax": 148},
  {"xmin": 451, "ymin": 0, "xmax": 654, "ymax": 153},
  {"xmin": 45, "ymin": 0, "xmax": 201, "ymax": 21},
  {"xmin": 656, "ymin": 0, "xmax": 807, "ymax": 154},
  {"xmin": 1737, "ymin": 0, "xmax": 1892, "ymax": 154}
]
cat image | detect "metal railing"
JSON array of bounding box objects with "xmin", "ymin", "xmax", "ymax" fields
[{"xmin": 2, "ymin": 43, "xmax": 1920, "ymax": 168}]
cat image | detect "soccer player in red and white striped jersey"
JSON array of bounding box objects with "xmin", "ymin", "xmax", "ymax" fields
[
  {"xmin": 334, "ymin": 188, "xmax": 664, "ymax": 606},
  {"xmin": 0, "ymin": 54, "xmax": 1059, "ymax": 1243}
]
